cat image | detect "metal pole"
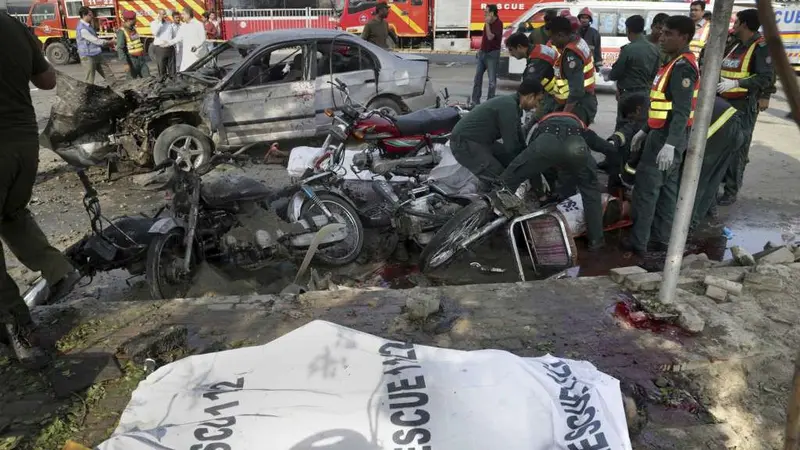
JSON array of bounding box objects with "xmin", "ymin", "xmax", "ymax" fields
[{"xmin": 658, "ymin": 0, "xmax": 736, "ymax": 305}]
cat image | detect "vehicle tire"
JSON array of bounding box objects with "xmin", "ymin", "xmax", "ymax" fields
[
  {"xmin": 152, "ymin": 124, "xmax": 213, "ymax": 170},
  {"xmin": 145, "ymin": 228, "xmax": 196, "ymax": 300},
  {"xmin": 45, "ymin": 42, "xmax": 71, "ymax": 66},
  {"xmin": 419, "ymin": 199, "xmax": 493, "ymax": 273},
  {"xmin": 367, "ymin": 97, "xmax": 403, "ymax": 117},
  {"xmin": 299, "ymin": 193, "xmax": 364, "ymax": 266}
]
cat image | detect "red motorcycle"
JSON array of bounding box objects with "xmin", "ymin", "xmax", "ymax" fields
[{"xmin": 312, "ymin": 79, "xmax": 470, "ymax": 178}]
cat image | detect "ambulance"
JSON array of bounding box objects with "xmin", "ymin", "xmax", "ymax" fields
[{"xmin": 498, "ymin": 0, "xmax": 800, "ymax": 86}]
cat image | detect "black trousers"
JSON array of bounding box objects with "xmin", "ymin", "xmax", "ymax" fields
[{"xmin": 153, "ymin": 45, "xmax": 175, "ymax": 77}]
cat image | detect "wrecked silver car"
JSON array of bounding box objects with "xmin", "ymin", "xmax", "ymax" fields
[{"xmin": 42, "ymin": 29, "xmax": 438, "ymax": 169}]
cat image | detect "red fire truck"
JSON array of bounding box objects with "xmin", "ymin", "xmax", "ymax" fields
[
  {"xmin": 25, "ymin": 0, "xmax": 337, "ymax": 65},
  {"xmin": 333, "ymin": 0, "xmax": 557, "ymax": 49}
]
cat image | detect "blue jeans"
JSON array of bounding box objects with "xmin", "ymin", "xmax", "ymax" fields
[{"xmin": 472, "ymin": 50, "xmax": 499, "ymax": 105}]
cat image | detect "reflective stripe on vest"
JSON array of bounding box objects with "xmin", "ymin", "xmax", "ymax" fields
[
  {"xmin": 707, "ymin": 106, "xmax": 737, "ymax": 139},
  {"xmin": 690, "ymin": 21, "xmax": 710, "ymax": 58},
  {"xmin": 529, "ymin": 44, "xmax": 559, "ymax": 94},
  {"xmin": 123, "ymin": 28, "xmax": 145, "ymax": 57},
  {"xmin": 552, "ymin": 38, "xmax": 597, "ymax": 104},
  {"xmin": 647, "ymin": 52, "xmax": 700, "ymax": 129},
  {"xmin": 538, "ymin": 111, "xmax": 586, "ymax": 129},
  {"xmin": 719, "ymin": 37, "xmax": 764, "ymax": 99}
]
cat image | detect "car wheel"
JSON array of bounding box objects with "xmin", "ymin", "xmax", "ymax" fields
[
  {"xmin": 45, "ymin": 42, "xmax": 71, "ymax": 66},
  {"xmin": 367, "ymin": 97, "xmax": 402, "ymax": 117},
  {"xmin": 152, "ymin": 124, "xmax": 213, "ymax": 170}
]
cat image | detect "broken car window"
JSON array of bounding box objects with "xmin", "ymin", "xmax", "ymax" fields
[
  {"xmin": 316, "ymin": 41, "xmax": 376, "ymax": 76},
  {"xmin": 240, "ymin": 45, "xmax": 305, "ymax": 88}
]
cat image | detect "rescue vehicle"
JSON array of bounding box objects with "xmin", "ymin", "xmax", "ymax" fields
[
  {"xmin": 500, "ymin": 0, "xmax": 800, "ymax": 85},
  {"xmin": 333, "ymin": 0, "xmax": 560, "ymax": 51}
]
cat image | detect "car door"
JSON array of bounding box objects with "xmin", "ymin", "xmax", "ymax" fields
[
  {"xmin": 217, "ymin": 42, "xmax": 316, "ymax": 146},
  {"xmin": 313, "ymin": 39, "xmax": 379, "ymax": 133}
]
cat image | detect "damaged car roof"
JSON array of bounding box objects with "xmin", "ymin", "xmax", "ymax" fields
[{"xmin": 229, "ymin": 29, "xmax": 386, "ymax": 49}]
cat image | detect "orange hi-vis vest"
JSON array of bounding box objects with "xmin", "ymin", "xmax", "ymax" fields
[
  {"xmin": 552, "ymin": 37, "xmax": 597, "ymax": 104},
  {"xmin": 528, "ymin": 44, "xmax": 559, "ymax": 93},
  {"xmin": 123, "ymin": 28, "xmax": 144, "ymax": 57},
  {"xmin": 690, "ymin": 20, "xmax": 710, "ymax": 59},
  {"xmin": 719, "ymin": 36, "xmax": 765, "ymax": 99},
  {"xmin": 648, "ymin": 52, "xmax": 700, "ymax": 129},
  {"xmin": 539, "ymin": 111, "xmax": 586, "ymax": 128}
]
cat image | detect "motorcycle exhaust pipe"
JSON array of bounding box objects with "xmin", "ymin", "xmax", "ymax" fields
[{"xmin": 372, "ymin": 155, "xmax": 435, "ymax": 175}]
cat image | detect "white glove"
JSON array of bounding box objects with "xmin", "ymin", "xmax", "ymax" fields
[
  {"xmin": 656, "ymin": 144, "xmax": 676, "ymax": 171},
  {"xmin": 717, "ymin": 78, "xmax": 739, "ymax": 94},
  {"xmin": 630, "ymin": 130, "xmax": 647, "ymax": 153}
]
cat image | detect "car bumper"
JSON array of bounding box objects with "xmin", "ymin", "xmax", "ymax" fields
[{"xmin": 404, "ymin": 79, "xmax": 439, "ymax": 111}]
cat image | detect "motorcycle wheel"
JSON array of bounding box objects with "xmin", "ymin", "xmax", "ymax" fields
[
  {"xmin": 419, "ymin": 200, "xmax": 492, "ymax": 273},
  {"xmin": 299, "ymin": 193, "xmax": 364, "ymax": 266},
  {"xmin": 146, "ymin": 229, "xmax": 196, "ymax": 300}
]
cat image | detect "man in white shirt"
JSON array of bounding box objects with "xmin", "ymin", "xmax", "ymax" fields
[
  {"xmin": 168, "ymin": 7, "xmax": 207, "ymax": 72},
  {"xmin": 150, "ymin": 9, "xmax": 176, "ymax": 77}
]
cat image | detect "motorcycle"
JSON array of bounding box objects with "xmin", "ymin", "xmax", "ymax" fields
[
  {"xmin": 23, "ymin": 170, "xmax": 159, "ymax": 307},
  {"xmin": 144, "ymin": 153, "xmax": 364, "ymax": 300}
]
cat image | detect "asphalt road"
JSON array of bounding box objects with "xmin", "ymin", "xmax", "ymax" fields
[{"xmin": 31, "ymin": 55, "xmax": 800, "ymax": 252}]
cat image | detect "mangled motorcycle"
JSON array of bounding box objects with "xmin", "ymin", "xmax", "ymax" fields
[
  {"xmin": 144, "ymin": 155, "xmax": 364, "ymax": 300},
  {"xmin": 23, "ymin": 171, "xmax": 161, "ymax": 306}
]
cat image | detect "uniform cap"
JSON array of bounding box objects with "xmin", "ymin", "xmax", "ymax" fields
[
  {"xmin": 578, "ymin": 7, "xmax": 593, "ymax": 18},
  {"xmin": 122, "ymin": 10, "xmax": 136, "ymax": 20}
]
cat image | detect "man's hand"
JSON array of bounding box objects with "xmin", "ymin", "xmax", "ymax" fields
[
  {"xmin": 758, "ymin": 98, "xmax": 770, "ymax": 112},
  {"xmin": 656, "ymin": 144, "xmax": 675, "ymax": 171},
  {"xmin": 717, "ymin": 78, "xmax": 738, "ymax": 94},
  {"xmin": 630, "ymin": 130, "xmax": 647, "ymax": 153}
]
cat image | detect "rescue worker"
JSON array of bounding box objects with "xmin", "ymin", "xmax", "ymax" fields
[
  {"xmin": 577, "ymin": 7, "xmax": 603, "ymax": 69},
  {"xmin": 689, "ymin": 0, "xmax": 710, "ymax": 60},
  {"xmin": 505, "ymin": 32, "xmax": 559, "ymax": 120},
  {"xmin": 649, "ymin": 13, "xmax": 670, "ymax": 65},
  {"xmin": 449, "ymin": 83, "xmax": 534, "ymax": 180},
  {"xmin": 624, "ymin": 15, "xmax": 700, "ymax": 256},
  {"xmin": 1, "ymin": 13, "xmax": 81, "ymax": 368},
  {"xmin": 623, "ymin": 97, "xmax": 744, "ymax": 230},
  {"xmin": 548, "ymin": 16, "xmax": 599, "ymax": 125},
  {"xmin": 602, "ymin": 14, "xmax": 660, "ymax": 130},
  {"xmin": 717, "ymin": 9, "xmax": 774, "ymax": 206},
  {"xmin": 76, "ymin": 6, "xmax": 116, "ymax": 85},
  {"xmin": 589, "ymin": 93, "xmax": 648, "ymax": 193},
  {"xmin": 117, "ymin": 11, "xmax": 150, "ymax": 79},
  {"xmin": 361, "ymin": 2, "xmax": 397, "ymax": 50},
  {"xmin": 498, "ymin": 78, "xmax": 605, "ymax": 251},
  {"xmin": 523, "ymin": 9, "xmax": 557, "ymax": 46}
]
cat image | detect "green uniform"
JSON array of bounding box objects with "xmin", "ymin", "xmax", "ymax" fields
[
  {"xmin": 523, "ymin": 48, "xmax": 557, "ymax": 120},
  {"xmin": 500, "ymin": 114, "xmax": 603, "ymax": 246},
  {"xmin": 116, "ymin": 28, "xmax": 151, "ymax": 79},
  {"xmin": 450, "ymin": 93, "xmax": 525, "ymax": 179},
  {"xmin": 689, "ymin": 98, "xmax": 744, "ymax": 228},
  {"xmin": 528, "ymin": 26, "xmax": 549, "ymax": 46},
  {"xmin": 557, "ymin": 42, "xmax": 598, "ymax": 125},
  {"xmin": 608, "ymin": 36, "xmax": 660, "ymax": 129},
  {"xmin": 721, "ymin": 33, "xmax": 773, "ymax": 198},
  {"xmin": 586, "ymin": 118, "xmax": 645, "ymax": 191},
  {"xmin": 630, "ymin": 48, "xmax": 698, "ymax": 253},
  {"xmin": 0, "ymin": 14, "xmax": 76, "ymax": 326}
]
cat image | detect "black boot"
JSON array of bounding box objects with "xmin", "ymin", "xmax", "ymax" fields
[
  {"xmin": 717, "ymin": 192, "xmax": 737, "ymax": 207},
  {"xmin": 3, "ymin": 322, "xmax": 49, "ymax": 370}
]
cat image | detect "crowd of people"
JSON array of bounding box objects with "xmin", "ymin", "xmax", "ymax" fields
[
  {"xmin": 75, "ymin": 6, "xmax": 223, "ymax": 84},
  {"xmin": 458, "ymin": 1, "xmax": 774, "ymax": 257}
]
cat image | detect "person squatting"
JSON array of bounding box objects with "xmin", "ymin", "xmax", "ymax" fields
[{"xmin": 453, "ymin": 9, "xmax": 773, "ymax": 258}]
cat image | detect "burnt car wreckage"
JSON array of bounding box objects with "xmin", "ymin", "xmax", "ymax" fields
[{"xmin": 42, "ymin": 29, "xmax": 438, "ymax": 172}]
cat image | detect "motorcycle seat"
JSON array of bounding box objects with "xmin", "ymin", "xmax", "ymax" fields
[
  {"xmin": 201, "ymin": 173, "xmax": 274, "ymax": 206},
  {"xmin": 395, "ymin": 107, "xmax": 461, "ymax": 136}
]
